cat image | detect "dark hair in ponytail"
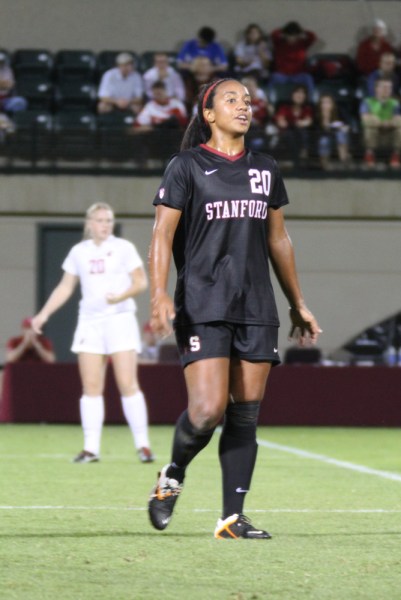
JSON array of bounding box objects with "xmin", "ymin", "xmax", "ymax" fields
[{"xmin": 180, "ymin": 78, "xmax": 233, "ymax": 150}]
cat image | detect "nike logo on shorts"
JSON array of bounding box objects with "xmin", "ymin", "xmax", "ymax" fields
[{"xmin": 205, "ymin": 169, "xmax": 218, "ymax": 175}]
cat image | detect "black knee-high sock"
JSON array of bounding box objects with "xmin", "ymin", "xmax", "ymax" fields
[
  {"xmin": 219, "ymin": 400, "xmax": 260, "ymax": 519},
  {"xmin": 167, "ymin": 410, "xmax": 216, "ymax": 483}
]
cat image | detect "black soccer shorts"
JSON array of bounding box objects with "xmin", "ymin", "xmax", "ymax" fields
[{"xmin": 175, "ymin": 321, "xmax": 281, "ymax": 367}]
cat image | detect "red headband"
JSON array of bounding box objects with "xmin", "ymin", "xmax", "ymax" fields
[{"xmin": 202, "ymin": 79, "xmax": 224, "ymax": 123}]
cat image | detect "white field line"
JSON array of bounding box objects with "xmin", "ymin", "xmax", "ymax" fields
[
  {"xmin": 0, "ymin": 506, "xmax": 401, "ymax": 513},
  {"xmin": 257, "ymin": 438, "xmax": 401, "ymax": 482}
]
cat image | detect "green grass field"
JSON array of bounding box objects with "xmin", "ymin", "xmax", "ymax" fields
[{"xmin": 1, "ymin": 424, "xmax": 401, "ymax": 600}]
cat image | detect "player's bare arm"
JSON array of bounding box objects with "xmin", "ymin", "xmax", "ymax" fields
[
  {"xmin": 32, "ymin": 272, "xmax": 79, "ymax": 333},
  {"xmin": 149, "ymin": 204, "xmax": 181, "ymax": 337},
  {"xmin": 267, "ymin": 207, "xmax": 321, "ymax": 345}
]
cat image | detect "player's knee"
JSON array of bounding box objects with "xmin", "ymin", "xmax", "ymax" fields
[
  {"xmin": 83, "ymin": 385, "xmax": 103, "ymax": 396},
  {"xmin": 189, "ymin": 404, "xmax": 224, "ymax": 432},
  {"xmin": 223, "ymin": 400, "xmax": 261, "ymax": 440},
  {"xmin": 118, "ymin": 382, "xmax": 139, "ymax": 397}
]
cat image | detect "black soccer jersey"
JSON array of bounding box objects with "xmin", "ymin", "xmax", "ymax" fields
[{"xmin": 153, "ymin": 144, "xmax": 289, "ymax": 326}]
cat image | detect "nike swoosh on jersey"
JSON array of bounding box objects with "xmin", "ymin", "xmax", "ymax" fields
[{"xmin": 205, "ymin": 169, "xmax": 218, "ymax": 175}]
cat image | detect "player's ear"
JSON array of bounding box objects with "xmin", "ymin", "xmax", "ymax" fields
[{"xmin": 203, "ymin": 108, "xmax": 215, "ymax": 125}]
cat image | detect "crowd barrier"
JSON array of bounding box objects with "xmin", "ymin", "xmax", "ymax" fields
[{"xmin": 1, "ymin": 362, "xmax": 400, "ymax": 427}]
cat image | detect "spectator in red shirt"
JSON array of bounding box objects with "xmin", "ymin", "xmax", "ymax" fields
[
  {"xmin": 356, "ymin": 19, "xmax": 394, "ymax": 76},
  {"xmin": 6, "ymin": 317, "xmax": 56, "ymax": 363},
  {"xmin": 275, "ymin": 84, "xmax": 313, "ymax": 164},
  {"xmin": 270, "ymin": 21, "xmax": 317, "ymax": 98}
]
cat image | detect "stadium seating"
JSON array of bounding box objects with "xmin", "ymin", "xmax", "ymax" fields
[
  {"xmin": 266, "ymin": 82, "xmax": 297, "ymax": 105},
  {"xmin": 0, "ymin": 45, "xmax": 388, "ymax": 173},
  {"xmin": 12, "ymin": 49, "xmax": 53, "ymax": 81},
  {"xmin": 8, "ymin": 110, "xmax": 53, "ymax": 162},
  {"xmin": 342, "ymin": 312, "xmax": 401, "ymax": 365},
  {"xmin": 284, "ymin": 346, "xmax": 322, "ymax": 365},
  {"xmin": 54, "ymin": 81, "xmax": 97, "ymax": 112},
  {"xmin": 96, "ymin": 111, "xmax": 137, "ymax": 162},
  {"xmin": 53, "ymin": 111, "xmax": 97, "ymax": 161},
  {"xmin": 306, "ymin": 53, "xmax": 356, "ymax": 84},
  {"xmin": 15, "ymin": 79, "xmax": 54, "ymax": 111},
  {"xmin": 54, "ymin": 50, "xmax": 97, "ymax": 82}
]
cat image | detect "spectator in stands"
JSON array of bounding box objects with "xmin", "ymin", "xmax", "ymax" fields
[
  {"xmin": 356, "ymin": 19, "xmax": 394, "ymax": 77},
  {"xmin": 270, "ymin": 21, "xmax": 317, "ymax": 98},
  {"xmin": 31, "ymin": 202, "xmax": 154, "ymax": 464},
  {"xmin": 275, "ymin": 84, "xmax": 313, "ymax": 164},
  {"xmin": 133, "ymin": 80, "xmax": 187, "ymax": 132},
  {"xmin": 313, "ymin": 93, "xmax": 350, "ymax": 170},
  {"xmin": 241, "ymin": 75, "xmax": 273, "ymax": 128},
  {"xmin": 0, "ymin": 51, "xmax": 28, "ymax": 113},
  {"xmin": 233, "ymin": 23, "xmax": 271, "ymax": 81},
  {"xmin": 177, "ymin": 26, "xmax": 229, "ymax": 77},
  {"xmin": 183, "ymin": 56, "xmax": 215, "ymax": 111},
  {"xmin": 367, "ymin": 52, "xmax": 400, "ymax": 98},
  {"xmin": 360, "ymin": 78, "xmax": 401, "ymax": 168},
  {"xmin": 240, "ymin": 75, "xmax": 277, "ymax": 152},
  {"xmin": 132, "ymin": 80, "xmax": 187, "ymax": 166},
  {"xmin": 0, "ymin": 111, "xmax": 14, "ymax": 142},
  {"xmin": 5, "ymin": 317, "xmax": 56, "ymax": 363},
  {"xmin": 143, "ymin": 52, "xmax": 186, "ymax": 102},
  {"xmin": 97, "ymin": 52, "xmax": 144, "ymax": 116}
]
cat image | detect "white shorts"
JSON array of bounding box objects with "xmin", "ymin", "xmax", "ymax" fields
[{"xmin": 71, "ymin": 312, "xmax": 142, "ymax": 355}]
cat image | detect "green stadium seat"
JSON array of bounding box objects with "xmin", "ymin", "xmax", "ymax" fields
[
  {"xmin": 13, "ymin": 49, "xmax": 53, "ymax": 80},
  {"xmin": 55, "ymin": 50, "xmax": 96, "ymax": 82},
  {"xmin": 53, "ymin": 111, "xmax": 97, "ymax": 160}
]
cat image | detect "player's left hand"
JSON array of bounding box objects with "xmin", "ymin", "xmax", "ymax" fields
[
  {"xmin": 288, "ymin": 306, "xmax": 322, "ymax": 346},
  {"xmin": 105, "ymin": 293, "xmax": 121, "ymax": 304}
]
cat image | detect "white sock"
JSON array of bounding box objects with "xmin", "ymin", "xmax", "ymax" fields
[
  {"xmin": 121, "ymin": 391, "xmax": 150, "ymax": 449},
  {"xmin": 80, "ymin": 395, "xmax": 104, "ymax": 455}
]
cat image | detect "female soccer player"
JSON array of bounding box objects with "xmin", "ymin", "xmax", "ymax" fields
[
  {"xmin": 32, "ymin": 203, "xmax": 154, "ymax": 464},
  {"xmin": 148, "ymin": 78, "xmax": 321, "ymax": 539}
]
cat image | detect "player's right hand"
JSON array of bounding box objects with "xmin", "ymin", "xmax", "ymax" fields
[{"xmin": 150, "ymin": 292, "xmax": 175, "ymax": 338}]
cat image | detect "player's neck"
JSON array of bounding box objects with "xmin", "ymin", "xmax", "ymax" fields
[
  {"xmin": 91, "ymin": 236, "xmax": 109, "ymax": 246},
  {"xmin": 205, "ymin": 133, "xmax": 245, "ymax": 157}
]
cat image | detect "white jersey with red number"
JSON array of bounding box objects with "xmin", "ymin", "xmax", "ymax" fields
[{"xmin": 62, "ymin": 235, "xmax": 143, "ymax": 318}]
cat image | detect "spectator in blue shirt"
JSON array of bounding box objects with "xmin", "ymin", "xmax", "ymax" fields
[{"xmin": 177, "ymin": 26, "xmax": 229, "ymax": 77}]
